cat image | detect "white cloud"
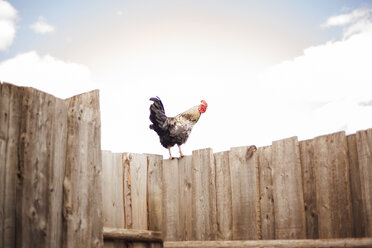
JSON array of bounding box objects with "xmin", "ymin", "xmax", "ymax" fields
[
  {"xmin": 0, "ymin": 51, "xmax": 96, "ymax": 99},
  {"xmin": 322, "ymin": 8, "xmax": 372, "ymax": 38},
  {"xmin": 30, "ymin": 16, "xmax": 55, "ymax": 34},
  {"xmin": 322, "ymin": 8, "xmax": 371, "ymax": 27},
  {"xmin": 258, "ymin": 8, "xmax": 372, "ymax": 140},
  {"xmin": 0, "ymin": 0, "xmax": 17, "ymax": 50}
]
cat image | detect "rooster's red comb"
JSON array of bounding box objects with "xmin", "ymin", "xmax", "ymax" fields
[{"xmin": 201, "ymin": 100, "xmax": 208, "ymax": 107}]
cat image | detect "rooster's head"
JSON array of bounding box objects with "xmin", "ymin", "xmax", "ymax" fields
[{"xmin": 199, "ymin": 100, "xmax": 208, "ymax": 113}]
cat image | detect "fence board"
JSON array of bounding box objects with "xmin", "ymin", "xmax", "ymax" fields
[
  {"xmin": 313, "ymin": 132, "xmax": 353, "ymax": 238},
  {"xmin": 147, "ymin": 154, "xmax": 163, "ymax": 231},
  {"xmin": 147, "ymin": 154, "xmax": 163, "ymax": 248},
  {"xmin": 356, "ymin": 128, "xmax": 372, "ymax": 236},
  {"xmin": 256, "ymin": 146, "xmax": 275, "ymax": 240},
  {"xmin": 272, "ymin": 137, "xmax": 306, "ymax": 239},
  {"xmin": 229, "ymin": 146, "xmax": 260, "ymax": 240},
  {"xmin": 102, "ymin": 151, "xmax": 125, "ymax": 229},
  {"xmin": 347, "ymin": 134, "xmax": 366, "ymax": 237},
  {"xmin": 214, "ymin": 151, "xmax": 232, "ymax": 240},
  {"xmin": 48, "ymin": 97, "xmax": 68, "ymax": 247},
  {"xmin": 63, "ymin": 90, "xmax": 103, "ymax": 247},
  {"xmin": 14, "ymin": 87, "xmax": 68, "ymax": 248},
  {"xmin": 178, "ymin": 156, "xmax": 193, "ymax": 241},
  {"xmin": 0, "ymin": 83, "xmax": 21, "ymax": 248},
  {"xmin": 192, "ymin": 148, "xmax": 217, "ymax": 241},
  {"xmin": 162, "ymin": 159, "xmax": 180, "ymax": 241},
  {"xmin": 123, "ymin": 154, "xmax": 133, "ymax": 230},
  {"xmin": 299, "ymin": 140, "xmax": 318, "ymax": 239},
  {"xmin": 125, "ymin": 153, "xmax": 149, "ymax": 248},
  {"xmin": 130, "ymin": 154, "xmax": 148, "ymax": 230}
]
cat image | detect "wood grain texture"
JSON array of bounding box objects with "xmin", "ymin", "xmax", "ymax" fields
[
  {"xmin": 164, "ymin": 238, "xmax": 372, "ymax": 248},
  {"xmin": 347, "ymin": 134, "xmax": 366, "ymax": 237},
  {"xmin": 162, "ymin": 159, "xmax": 180, "ymax": 241},
  {"xmin": 272, "ymin": 137, "xmax": 306, "ymax": 239},
  {"xmin": 313, "ymin": 132, "xmax": 353, "ymax": 238},
  {"xmin": 256, "ymin": 146, "xmax": 275, "ymax": 240},
  {"xmin": 192, "ymin": 148, "xmax": 217, "ymax": 241},
  {"xmin": 14, "ymin": 86, "xmax": 68, "ymax": 248},
  {"xmin": 214, "ymin": 151, "xmax": 232, "ymax": 240},
  {"xmin": 104, "ymin": 240, "xmax": 129, "ymax": 248},
  {"xmin": 356, "ymin": 128, "xmax": 372, "ymax": 236},
  {"xmin": 147, "ymin": 154, "xmax": 163, "ymax": 232},
  {"xmin": 299, "ymin": 140, "xmax": 318, "ymax": 239},
  {"xmin": 229, "ymin": 146, "xmax": 260, "ymax": 240},
  {"xmin": 147, "ymin": 154, "xmax": 163, "ymax": 248},
  {"xmin": 178, "ymin": 156, "xmax": 193, "ymax": 241},
  {"xmin": 103, "ymin": 227, "xmax": 162, "ymax": 242},
  {"xmin": 122, "ymin": 153, "xmax": 149, "ymax": 248},
  {"xmin": 102, "ymin": 151, "xmax": 125, "ymax": 229},
  {"xmin": 129, "ymin": 154, "xmax": 148, "ymax": 230},
  {"xmin": 102, "ymin": 152, "xmax": 127, "ymax": 248},
  {"xmin": 63, "ymin": 90, "xmax": 103, "ymax": 248},
  {"xmin": 0, "ymin": 83, "xmax": 21, "ymax": 248},
  {"xmin": 122, "ymin": 153, "xmax": 133, "ymax": 230}
]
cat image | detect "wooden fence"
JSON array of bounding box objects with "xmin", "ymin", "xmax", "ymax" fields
[
  {"xmin": 101, "ymin": 130, "xmax": 372, "ymax": 247},
  {"xmin": 0, "ymin": 82, "xmax": 103, "ymax": 247},
  {"xmin": 2, "ymin": 82, "xmax": 372, "ymax": 248}
]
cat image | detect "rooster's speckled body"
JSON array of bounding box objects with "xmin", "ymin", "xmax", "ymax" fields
[{"xmin": 149, "ymin": 97, "xmax": 207, "ymax": 159}]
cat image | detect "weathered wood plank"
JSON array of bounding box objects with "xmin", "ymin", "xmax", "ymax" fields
[
  {"xmin": 147, "ymin": 154, "xmax": 163, "ymax": 232},
  {"xmin": 0, "ymin": 83, "xmax": 21, "ymax": 248},
  {"xmin": 123, "ymin": 153, "xmax": 149, "ymax": 248},
  {"xmin": 147, "ymin": 154, "xmax": 163, "ymax": 248},
  {"xmin": 256, "ymin": 146, "xmax": 275, "ymax": 240},
  {"xmin": 63, "ymin": 90, "xmax": 103, "ymax": 247},
  {"xmin": 192, "ymin": 148, "xmax": 217, "ymax": 241},
  {"xmin": 313, "ymin": 132, "xmax": 353, "ymax": 238},
  {"xmin": 103, "ymin": 227, "xmax": 162, "ymax": 242},
  {"xmin": 299, "ymin": 139, "xmax": 318, "ymax": 239},
  {"xmin": 229, "ymin": 146, "xmax": 260, "ymax": 240},
  {"xmin": 15, "ymin": 87, "xmax": 68, "ymax": 248},
  {"xmin": 162, "ymin": 159, "xmax": 179, "ymax": 241},
  {"xmin": 272, "ymin": 137, "xmax": 306, "ymax": 239},
  {"xmin": 164, "ymin": 238, "xmax": 372, "ymax": 248},
  {"xmin": 122, "ymin": 153, "xmax": 133, "ymax": 230},
  {"xmin": 102, "ymin": 151, "xmax": 125, "ymax": 229},
  {"xmin": 347, "ymin": 134, "xmax": 366, "ymax": 237},
  {"xmin": 48, "ymin": 96, "xmax": 68, "ymax": 247},
  {"xmin": 214, "ymin": 151, "xmax": 232, "ymax": 240},
  {"xmin": 130, "ymin": 154, "xmax": 148, "ymax": 230},
  {"xmin": 178, "ymin": 156, "xmax": 193, "ymax": 241},
  {"xmin": 356, "ymin": 128, "xmax": 372, "ymax": 236}
]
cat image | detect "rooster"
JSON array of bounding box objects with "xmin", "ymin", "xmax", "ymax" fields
[{"xmin": 149, "ymin": 97, "xmax": 208, "ymax": 159}]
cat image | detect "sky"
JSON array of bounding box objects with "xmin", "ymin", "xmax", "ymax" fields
[{"xmin": 1, "ymin": 0, "xmax": 372, "ymax": 158}]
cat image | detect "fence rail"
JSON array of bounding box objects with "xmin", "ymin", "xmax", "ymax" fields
[
  {"xmin": 103, "ymin": 227, "xmax": 163, "ymax": 242},
  {"xmin": 164, "ymin": 238, "xmax": 372, "ymax": 248}
]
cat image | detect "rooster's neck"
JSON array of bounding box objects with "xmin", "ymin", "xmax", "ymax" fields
[{"xmin": 177, "ymin": 105, "xmax": 201, "ymax": 122}]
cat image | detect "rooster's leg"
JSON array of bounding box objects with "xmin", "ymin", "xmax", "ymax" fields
[
  {"xmin": 177, "ymin": 144, "xmax": 184, "ymax": 158},
  {"xmin": 168, "ymin": 146, "xmax": 173, "ymax": 160}
]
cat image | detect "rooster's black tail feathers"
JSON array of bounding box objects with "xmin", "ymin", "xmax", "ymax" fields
[{"xmin": 149, "ymin": 97, "xmax": 168, "ymax": 135}]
